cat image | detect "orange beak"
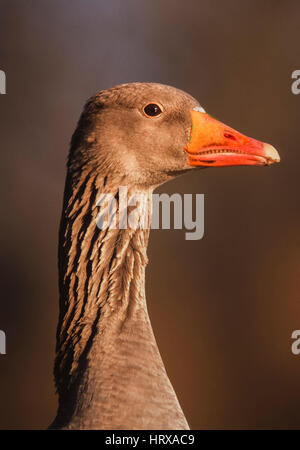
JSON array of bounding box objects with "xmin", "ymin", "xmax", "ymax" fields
[{"xmin": 185, "ymin": 109, "xmax": 280, "ymax": 167}]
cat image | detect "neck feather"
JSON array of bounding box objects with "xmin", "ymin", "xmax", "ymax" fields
[{"xmin": 51, "ymin": 171, "xmax": 188, "ymax": 430}]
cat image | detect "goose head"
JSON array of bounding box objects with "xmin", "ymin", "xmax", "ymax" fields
[{"xmin": 70, "ymin": 82, "xmax": 280, "ymax": 187}]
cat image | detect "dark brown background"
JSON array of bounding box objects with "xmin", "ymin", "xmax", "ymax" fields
[{"xmin": 0, "ymin": 0, "xmax": 299, "ymax": 429}]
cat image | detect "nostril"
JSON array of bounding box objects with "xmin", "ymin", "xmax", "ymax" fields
[{"xmin": 224, "ymin": 132, "xmax": 237, "ymax": 141}]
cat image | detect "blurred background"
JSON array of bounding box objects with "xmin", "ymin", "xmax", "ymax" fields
[{"xmin": 0, "ymin": 0, "xmax": 300, "ymax": 429}]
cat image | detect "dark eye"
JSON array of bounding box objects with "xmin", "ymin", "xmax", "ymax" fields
[{"xmin": 143, "ymin": 103, "xmax": 163, "ymax": 117}]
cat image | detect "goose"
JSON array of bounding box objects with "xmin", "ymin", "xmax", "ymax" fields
[{"xmin": 50, "ymin": 82, "xmax": 280, "ymax": 430}]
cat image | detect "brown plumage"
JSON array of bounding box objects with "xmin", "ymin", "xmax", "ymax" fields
[{"xmin": 50, "ymin": 82, "xmax": 279, "ymax": 430}]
